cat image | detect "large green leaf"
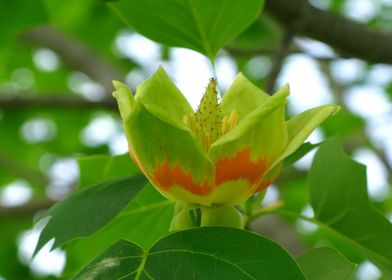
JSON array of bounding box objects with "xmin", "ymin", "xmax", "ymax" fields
[
  {"xmin": 77, "ymin": 153, "xmax": 140, "ymax": 189},
  {"xmin": 34, "ymin": 174, "xmax": 148, "ymax": 255},
  {"xmin": 297, "ymin": 247, "xmax": 356, "ymax": 280},
  {"xmin": 284, "ymin": 142, "xmax": 319, "ymax": 167},
  {"xmin": 108, "ymin": 0, "xmax": 264, "ymax": 59},
  {"xmin": 309, "ymin": 138, "xmax": 392, "ymax": 275},
  {"xmin": 73, "ymin": 227, "xmax": 305, "ymax": 279},
  {"xmin": 321, "ymin": 109, "xmax": 365, "ymax": 138},
  {"xmin": 63, "ymin": 184, "xmax": 174, "ymax": 276},
  {"xmin": 227, "ymin": 16, "xmax": 281, "ymax": 50}
]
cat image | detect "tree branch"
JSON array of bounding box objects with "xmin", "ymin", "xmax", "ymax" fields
[
  {"xmin": 266, "ymin": 30, "xmax": 294, "ymax": 93},
  {"xmin": 0, "ymin": 95, "xmax": 116, "ymax": 110},
  {"xmin": 20, "ymin": 26, "xmax": 124, "ymax": 92},
  {"xmin": 225, "ymin": 45, "xmax": 337, "ymax": 63},
  {"xmin": 225, "ymin": 46, "xmax": 281, "ymax": 56},
  {"xmin": 0, "ymin": 149, "xmax": 48, "ymax": 187},
  {"xmin": 251, "ymin": 215, "xmax": 308, "ymax": 256},
  {"xmin": 0, "ymin": 199, "xmax": 55, "ymax": 218},
  {"xmin": 265, "ymin": 0, "xmax": 392, "ymax": 64}
]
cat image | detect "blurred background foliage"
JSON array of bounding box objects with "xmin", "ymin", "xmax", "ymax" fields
[{"xmin": 0, "ymin": 0, "xmax": 392, "ymax": 279}]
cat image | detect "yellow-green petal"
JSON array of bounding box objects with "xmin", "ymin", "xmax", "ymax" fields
[
  {"xmin": 221, "ymin": 73, "xmax": 270, "ymax": 122},
  {"xmin": 209, "ymin": 84, "xmax": 289, "ymax": 162},
  {"xmin": 207, "ymin": 85, "xmax": 289, "ymax": 204},
  {"xmin": 270, "ymin": 104, "xmax": 340, "ymax": 170},
  {"xmin": 124, "ymin": 103, "xmax": 215, "ymax": 205},
  {"xmin": 136, "ymin": 67, "xmax": 193, "ymax": 130},
  {"xmin": 112, "ymin": 80, "xmax": 135, "ymax": 121}
]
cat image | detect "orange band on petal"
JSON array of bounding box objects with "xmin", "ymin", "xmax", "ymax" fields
[
  {"xmin": 149, "ymin": 149, "xmax": 270, "ymax": 200},
  {"xmin": 215, "ymin": 148, "xmax": 268, "ymax": 186},
  {"xmin": 151, "ymin": 162, "xmax": 212, "ymax": 196}
]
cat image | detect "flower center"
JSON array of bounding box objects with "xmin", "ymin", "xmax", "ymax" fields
[{"xmin": 183, "ymin": 78, "xmax": 238, "ymax": 151}]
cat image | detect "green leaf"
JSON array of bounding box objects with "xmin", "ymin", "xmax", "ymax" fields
[
  {"xmin": 73, "ymin": 227, "xmax": 306, "ymax": 279},
  {"xmin": 77, "ymin": 153, "xmax": 140, "ymax": 189},
  {"xmin": 297, "ymin": 247, "xmax": 356, "ymax": 280},
  {"xmin": 309, "ymin": 138, "xmax": 392, "ymax": 275},
  {"xmin": 227, "ymin": 16, "xmax": 281, "ymax": 50},
  {"xmin": 321, "ymin": 109, "xmax": 365, "ymax": 138},
  {"xmin": 108, "ymin": 0, "xmax": 264, "ymax": 59},
  {"xmin": 73, "ymin": 239, "xmax": 143, "ymax": 280},
  {"xmin": 284, "ymin": 142, "xmax": 319, "ymax": 167},
  {"xmin": 34, "ymin": 174, "xmax": 148, "ymax": 255},
  {"xmin": 63, "ymin": 184, "xmax": 174, "ymax": 276}
]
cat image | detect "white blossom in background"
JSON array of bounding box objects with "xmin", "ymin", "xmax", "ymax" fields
[
  {"xmin": 0, "ymin": 180, "xmax": 32, "ymax": 207},
  {"xmin": 18, "ymin": 220, "xmax": 65, "ymax": 277},
  {"xmin": 33, "ymin": 48, "xmax": 60, "ymax": 72},
  {"xmin": 278, "ymin": 54, "xmax": 334, "ymax": 115},
  {"xmin": 343, "ymin": 0, "xmax": 380, "ymax": 22},
  {"xmin": 20, "ymin": 118, "xmax": 57, "ymax": 143}
]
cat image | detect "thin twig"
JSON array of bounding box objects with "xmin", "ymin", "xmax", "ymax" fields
[
  {"xmin": 266, "ymin": 30, "xmax": 294, "ymax": 93},
  {"xmin": 20, "ymin": 26, "xmax": 124, "ymax": 93}
]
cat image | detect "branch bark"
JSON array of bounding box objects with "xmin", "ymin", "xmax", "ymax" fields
[
  {"xmin": 0, "ymin": 199, "xmax": 55, "ymax": 218},
  {"xmin": 0, "ymin": 149, "xmax": 48, "ymax": 187},
  {"xmin": 0, "ymin": 96, "xmax": 116, "ymax": 110},
  {"xmin": 265, "ymin": 0, "xmax": 392, "ymax": 64},
  {"xmin": 20, "ymin": 26, "xmax": 123, "ymax": 93},
  {"xmin": 251, "ymin": 214, "xmax": 308, "ymax": 257},
  {"xmin": 266, "ymin": 30, "xmax": 294, "ymax": 93}
]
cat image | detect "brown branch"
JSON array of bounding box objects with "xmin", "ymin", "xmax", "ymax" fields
[
  {"xmin": 0, "ymin": 199, "xmax": 55, "ymax": 218},
  {"xmin": 0, "ymin": 149, "xmax": 48, "ymax": 187},
  {"xmin": 0, "ymin": 95, "xmax": 117, "ymax": 110},
  {"xmin": 20, "ymin": 26, "xmax": 124, "ymax": 92},
  {"xmin": 225, "ymin": 42, "xmax": 302, "ymax": 57},
  {"xmin": 266, "ymin": 30, "xmax": 294, "ymax": 93},
  {"xmin": 225, "ymin": 46, "xmax": 280, "ymax": 56},
  {"xmin": 265, "ymin": 0, "xmax": 392, "ymax": 64},
  {"xmin": 251, "ymin": 215, "xmax": 308, "ymax": 257},
  {"xmin": 225, "ymin": 45, "xmax": 337, "ymax": 63}
]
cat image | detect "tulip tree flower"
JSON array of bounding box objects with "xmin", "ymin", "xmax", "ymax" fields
[{"xmin": 113, "ymin": 67, "xmax": 339, "ymax": 229}]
